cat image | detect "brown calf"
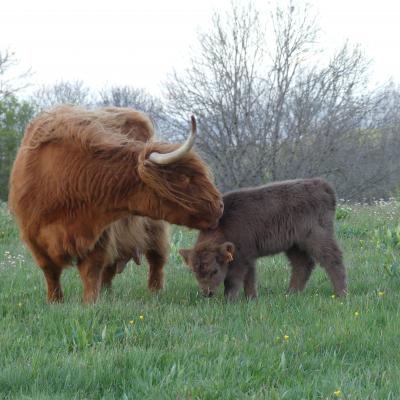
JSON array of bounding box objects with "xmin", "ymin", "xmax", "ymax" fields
[{"xmin": 180, "ymin": 179, "xmax": 347, "ymax": 300}]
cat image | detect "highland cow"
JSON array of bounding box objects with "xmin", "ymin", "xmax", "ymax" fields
[
  {"xmin": 180, "ymin": 178, "xmax": 347, "ymax": 300},
  {"xmin": 9, "ymin": 106, "xmax": 223, "ymax": 303}
]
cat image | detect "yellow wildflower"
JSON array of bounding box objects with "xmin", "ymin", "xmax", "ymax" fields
[
  {"xmin": 378, "ymin": 291, "xmax": 385, "ymax": 297},
  {"xmin": 331, "ymin": 294, "xmax": 336, "ymax": 299},
  {"xmin": 283, "ymin": 335, "xmax": 289, "ymax": 341},
  {"xmin": 334, "ymin": 389, "xmax": 342, "ymax": 397},
  {"xmin": 354, "ymin": 311, "xmax": 360, "ymax": 317},
  {"xmin": 129, "ymin": 320, "xmax": 134, "ymax": 324},
  {"xmin": 139, "ymin": 315, "xmax": 144, "ymax": 320}
]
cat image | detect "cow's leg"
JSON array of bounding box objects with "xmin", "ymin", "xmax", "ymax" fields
[
  {"xmin": 145, "ymin": 249, "xmax": 167, "ymax": 292},
  {"xmin": 101, "ymin": 263, "xmax": 118, "ymax": 291},
  {"xmin": 41, "ymin": 264, "xmax": 64, "ymax": 302},
  {"xmin": 286, "ymin": 246, "xmax": 316, "ymax": 293},
  {"xmin": 305, "ymin": 233, "xmax": 347, "ymax": 296},
  {"xmin": 243, "ymin": 263, "xmax": 258, "ymax": 299},
  {"xmin": 77, "ymin": 243, "xmax": 108, "ymax": 303},
  {"xmin": 144, "ymin": 221, "xmax": 169, "ymax": 292},
  {"xmin": 28, "ymin": 241, "xmax": 64, "ymax": 303}
]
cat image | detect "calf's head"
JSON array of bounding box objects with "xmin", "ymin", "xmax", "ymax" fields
[
  {"xmin": 137, "ymin": 116, "xmax": 223, "ymax": 230},
  {"xmin": 179, "ymin": 241, "xmax": 235, "ymax": 296}
]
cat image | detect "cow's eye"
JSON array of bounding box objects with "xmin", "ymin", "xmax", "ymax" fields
[
  {"xmin": 179, "ymin": 174, "xmax": 190, "ymax": 185},
  {"xmin": 210, "ymin": 269, "xmax": 218, "ymax": 276}
]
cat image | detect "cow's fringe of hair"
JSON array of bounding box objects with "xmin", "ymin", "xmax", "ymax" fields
[{"xmin": 137, "ymin": 143, "xmax": 216, "ymax": 214}]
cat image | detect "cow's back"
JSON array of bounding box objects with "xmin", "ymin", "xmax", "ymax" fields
[{"xmin": 8, "ymin": 105, "xmax": 155, "ymax": 263}]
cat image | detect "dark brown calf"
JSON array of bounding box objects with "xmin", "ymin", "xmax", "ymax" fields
[{"xmin": 180, "ymin": 178, "xmax": 347, "ymax": 300}]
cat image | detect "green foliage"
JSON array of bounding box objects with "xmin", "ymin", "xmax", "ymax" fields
[
  {"xmin": 0, "ymin": 202, "xmax": 16, "ymax": 244},
  {"xmin": 63, "ymin": 319, "xmax": 132, "ymax": 352},
  {"xmin": 0, "ymin": 202, "xmax": 400, "ymax": 398},
  {"xmin": 0, "ymin": 94, "xmax": 36, "ymax": 201},
  {"xmin": 372, "ymin": 225, "xmax": 400, "ymax": 277},
  {"xmin": 336, "ymin": 204, "xmax": 352, "ymax": 221}
]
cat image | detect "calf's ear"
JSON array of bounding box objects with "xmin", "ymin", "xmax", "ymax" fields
[
  {"xmin": 179, "ymin": 249, "xmax": 192, "ymax": 267},
  {"xmin": 219, "ymin": 242, "xmax": 235, "ymax": 264}
]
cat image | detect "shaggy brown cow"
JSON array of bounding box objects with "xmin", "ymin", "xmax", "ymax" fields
[
  {"xmin": 9, "ymin": 105, "xmax": 223, "ymax": 303},
  {"xmin": 180, "ymin": 178, "xmax": 347, "ymax": 300}
]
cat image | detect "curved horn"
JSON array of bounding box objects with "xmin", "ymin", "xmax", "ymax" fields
[{"xmin": 148, "ymin": 115, "xmax": 197, "ymax": 165}]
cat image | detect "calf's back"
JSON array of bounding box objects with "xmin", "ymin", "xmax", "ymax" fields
[{"xmin": 199, "ymin": 178, "xmax": 336, "ymax": 258}]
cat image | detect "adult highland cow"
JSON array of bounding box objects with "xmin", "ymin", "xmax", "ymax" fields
[{"xmin": 9, "ymin": 106, "xmax": 223, "ymax": 303}]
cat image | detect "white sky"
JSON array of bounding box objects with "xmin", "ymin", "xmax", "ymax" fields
[{"xmin": 1, "ymin": 0, "xmax": 400, "ymax": 96}]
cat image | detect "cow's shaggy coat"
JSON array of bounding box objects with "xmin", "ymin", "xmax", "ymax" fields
[
  {"xmin": 180, "ymin": 178, "xmax": 347, "ymax": 300},
  {"xmin": 9, "ymin": 106, "xmax": 222, "ymax": 303}
]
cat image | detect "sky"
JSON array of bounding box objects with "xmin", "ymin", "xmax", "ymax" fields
[{"xmin": 1, "ymin": 0, "xmax": 400, "ymax": 97}]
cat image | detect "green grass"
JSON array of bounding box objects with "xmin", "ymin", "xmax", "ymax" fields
[{"xmin": 0, "ymin": 201, "xmax": 400, "ymax": 399}]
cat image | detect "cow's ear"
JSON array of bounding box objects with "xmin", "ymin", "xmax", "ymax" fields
[
  {"xmin": 179, "ymin": 249, "xmax": 192, "ymax": 267},
  {"xmin": 219, "ymin": 242, "xmax": 235, "ymax": 264}
]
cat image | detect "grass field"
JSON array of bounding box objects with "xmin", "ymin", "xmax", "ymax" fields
[{"xmin": 0, "ymin": 200, "xmax": 400, "ymax": 399}]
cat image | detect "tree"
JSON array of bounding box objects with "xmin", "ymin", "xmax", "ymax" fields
[
  {"xmin": 165, "ymin": 0, "xmax": 400, "ymax": 199},
  {"xmin": 266, "ymin": 1, "xmax": 318, "ymax": 180},
  {"xmin": 0, "ymin": 50, "xmax": 31, "ymax": 100},
  {"xmin": 0, "ymin": 95, "xmax": 35, "ymax": 200},
  {"xmin": 275, "ymin": 45, "xmax": 400, "ymax": 200},
  {"xmin": 99, "ymin": 85, "xmax": 172, "ymax": 137},
  {"xmin": 0, "ymin": 49, "xmax": 34, "ymax": 201},
  {"xmin": 31, "ymin": 80, "xmax": 91, "ymax": 110},
  {"xmin": 166, "ymin": 2, "xmax": 269, "ymax": 190}
]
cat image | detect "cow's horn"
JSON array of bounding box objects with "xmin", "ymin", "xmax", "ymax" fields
[{"xmin": 148, "ymin": 115, "xmax": 197, "ymax": 165}]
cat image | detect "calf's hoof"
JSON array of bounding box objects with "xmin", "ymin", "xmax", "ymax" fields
[
  {"xmin": 334, "ymin": 288, "xmax": 348, "ymax": 297},
  {"xmin": 225, "ymin": 292, "xmax": 240, "ymax": 302},
  {"xmin": 245, "ymin": 291, "xmax": 258, "ymax": 300},
  {"xmin": 286, "ymin": 287, "xmax": 303, "ymax": 295}
]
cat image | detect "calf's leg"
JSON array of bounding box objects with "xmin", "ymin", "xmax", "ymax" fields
[
  {"xmin": 224, "ymin": 278, "xmax": 243, "ymax": 301},
  {"xmin": 243, "ymin": 265, "xmax": 258, "ymax": 299},
  {"xmin": 286, "ymin": 246, "xmax": 315, "ymax": 293},
  {"xmin": 224, "ymin": 260, "xmax": 249, "ymax": 301},
  {"xmin": 305, "ymin": 233, "xmax": 347, "ymax": 296}
]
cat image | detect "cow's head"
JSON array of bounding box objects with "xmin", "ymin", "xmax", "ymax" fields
[
  {"xmin": 137, "ymin": 116, "xmax": 223, "ymax": 230},
  {"xmin": 179, "ymin": 241, "xmax": 235, "ymax": 297}
]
